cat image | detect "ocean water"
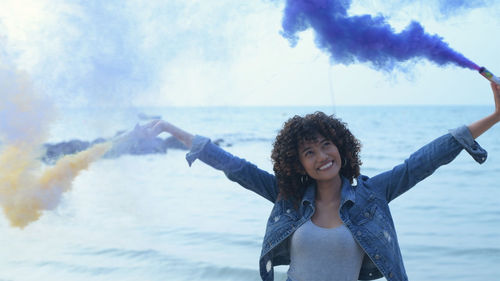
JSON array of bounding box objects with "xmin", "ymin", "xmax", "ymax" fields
[{"xmin": 1, "ymin": 106, "xmax": 499, "ymax": 281}]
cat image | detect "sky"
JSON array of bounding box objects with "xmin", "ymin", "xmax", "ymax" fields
[{"xmin": 1, "ymin": 0, "xmax": 500, "ymax": 107}]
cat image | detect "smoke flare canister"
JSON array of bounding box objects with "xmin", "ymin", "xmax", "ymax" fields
[{"xmin": 479, "ymin": 67, "xmax": 500, "ymax": 85}]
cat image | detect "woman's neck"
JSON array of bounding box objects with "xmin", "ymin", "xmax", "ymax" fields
[{"xmin": 315, "ymin": 175, "xmax": 342, "ymax": 203}]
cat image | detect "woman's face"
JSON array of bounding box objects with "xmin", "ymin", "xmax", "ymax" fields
[{"xmin": 298, "ymin": 134, "xmax": 342, "ymax": 184}]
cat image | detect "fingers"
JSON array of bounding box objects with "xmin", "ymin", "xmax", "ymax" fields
[
  {"xmin": 130, "ymin": 120, "xmax": 170, "ymax": 139},
  {"xmin": 147, "ymin": 120, "xmax": 167, "ymax": 137},
  {"xmin": 491, "ymin": 82, "xmax": 500, "ymax": 94},
  {"xmin": 142, "ymin": 119, "xmax": 161, "ymax": 129},
  {"xmin": 138, "ymin": 120, "xmax": 161, "ymax": 133},
  {"xmin": 129, "ymin": 120, "xmax": 160, "ymax": 138}
]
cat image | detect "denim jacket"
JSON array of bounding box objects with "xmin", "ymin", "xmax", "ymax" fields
[{"xmin": 185, "ymin": 125, "xmax": 487, "ymax": 281}]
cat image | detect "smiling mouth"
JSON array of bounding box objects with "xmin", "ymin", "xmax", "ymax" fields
[{"xmin": 318, "ymin": 161, "xmax": 333, "ymax": 171}]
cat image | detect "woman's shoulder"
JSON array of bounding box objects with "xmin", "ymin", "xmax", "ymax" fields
[{"xmin": 354, "ymin": 175, "xmax": 387, "ymax": 201}]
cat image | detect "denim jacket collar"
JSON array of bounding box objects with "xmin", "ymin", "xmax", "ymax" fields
[
  {"xmin": 300, "ymin": 176, "xmax": 356, "ymax": 208},
  {"xmin": 300, "ymin": 183, "xmax": 315, "ymax": 215},
  {"xmin": 340, "ymin": 176, "xmax": 356, "ymax": 205}
]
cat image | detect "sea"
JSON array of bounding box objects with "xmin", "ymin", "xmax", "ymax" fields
[{"xmin": 1, "ymin": 106, "xmax": 499, "ymax": 281}]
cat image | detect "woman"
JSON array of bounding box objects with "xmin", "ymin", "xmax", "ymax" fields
[{"xmin": 142, "ymin": 83, "xmax": 500, "ymax": 281}]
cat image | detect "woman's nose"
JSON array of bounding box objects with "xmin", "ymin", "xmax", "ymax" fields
[{"xmin": 317, "ymin": 150, "xmax": 328, "ymax": 161}]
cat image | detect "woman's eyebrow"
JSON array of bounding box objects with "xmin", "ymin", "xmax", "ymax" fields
[{"xmin": 301, "ymin": 146, "xmax": 312, "ymax": 153}]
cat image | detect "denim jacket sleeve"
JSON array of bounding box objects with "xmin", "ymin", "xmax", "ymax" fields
[
  {"xmin": 185, "ymin": 135, "xmax": 279, "ymax": 203},
  {"xmin": 366, "ymin": 125, "xmax": 487, "ymax": 203}
]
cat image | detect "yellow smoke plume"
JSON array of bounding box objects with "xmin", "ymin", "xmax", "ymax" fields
[{"xmin": 0, "ymin": 142, "xmax": 111, "ymax": 228}]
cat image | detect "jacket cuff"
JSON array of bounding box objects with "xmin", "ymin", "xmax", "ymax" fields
[
  {"xmin": 185, "ymin": 135, "xmax": 211, "ymax": 166},
  {"xmin": 449, "ymin": 125, "xmax": 487, "ymax": 164}
]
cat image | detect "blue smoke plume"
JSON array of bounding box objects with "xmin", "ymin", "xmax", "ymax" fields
[{"xmin": 281, "ymin": 0, "xmax": 480, "ymax": 70}]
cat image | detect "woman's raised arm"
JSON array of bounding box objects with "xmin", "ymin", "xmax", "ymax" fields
[
  {"xmin": 139, "ymin": 119, "xmax": 279, "ymax": 202},
  {"xmin": 367, "ymin": 83, "xmax": 499, "ymax": 202}
]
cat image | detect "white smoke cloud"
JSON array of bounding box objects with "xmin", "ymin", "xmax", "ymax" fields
[
  {"xmin": 0, "ymin": 62, "xmax": 54, "ymax": 145},
  {"xmin": 0, "ymin": 0, "xmax": 285, "ymax": 107},
  {"xmin": 1, "ymin": 0, "xmax": 499, "ymax": 107}
]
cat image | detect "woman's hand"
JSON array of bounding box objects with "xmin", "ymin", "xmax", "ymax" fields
[
  {"xmin": 139, "ymin": 119, "xmax": 194, "ymax": 149},
  {"xmin": 140, "ymin": 120, "xmax": 169, "ymax": 138}
]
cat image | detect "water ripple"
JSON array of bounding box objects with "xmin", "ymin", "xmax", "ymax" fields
[{"xmin": 36, "ymin": 261, "xmax": 118, "ymax": 275}]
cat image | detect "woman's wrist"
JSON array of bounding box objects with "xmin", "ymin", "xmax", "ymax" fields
[{"xmin": 161, "ymin": 121, "xmax": 174, "ymax": 133}]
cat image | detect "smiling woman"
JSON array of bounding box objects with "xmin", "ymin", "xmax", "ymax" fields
[
  {"xmin": 136, "ymin": 82, "xmax": 500, "ymax": 281},
  {"xmin": 271, "ymin": 112, "xmax": 362, "ymax": 208}
]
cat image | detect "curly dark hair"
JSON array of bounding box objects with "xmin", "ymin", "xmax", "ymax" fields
[{"xmin": 271, "ymin": 111, "xmax": 362, "ymax": 206}]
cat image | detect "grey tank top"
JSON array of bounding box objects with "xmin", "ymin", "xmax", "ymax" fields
[{"xmin": 287, "ymin": 220, "xmax": 364, "ymax": 281}]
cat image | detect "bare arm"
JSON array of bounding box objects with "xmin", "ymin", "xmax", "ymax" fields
[
  {"xmin": 468, "ymin": 82, "xmax": 500, "ymax": 139},
  {"xmin": 141, "ymin": 120, "xmax": 279, "ymax": 202}
]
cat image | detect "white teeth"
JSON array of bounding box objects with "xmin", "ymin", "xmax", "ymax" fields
[{"xmin": 318, "ymin": 162, "xmax": 333, "ymax": 170}]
